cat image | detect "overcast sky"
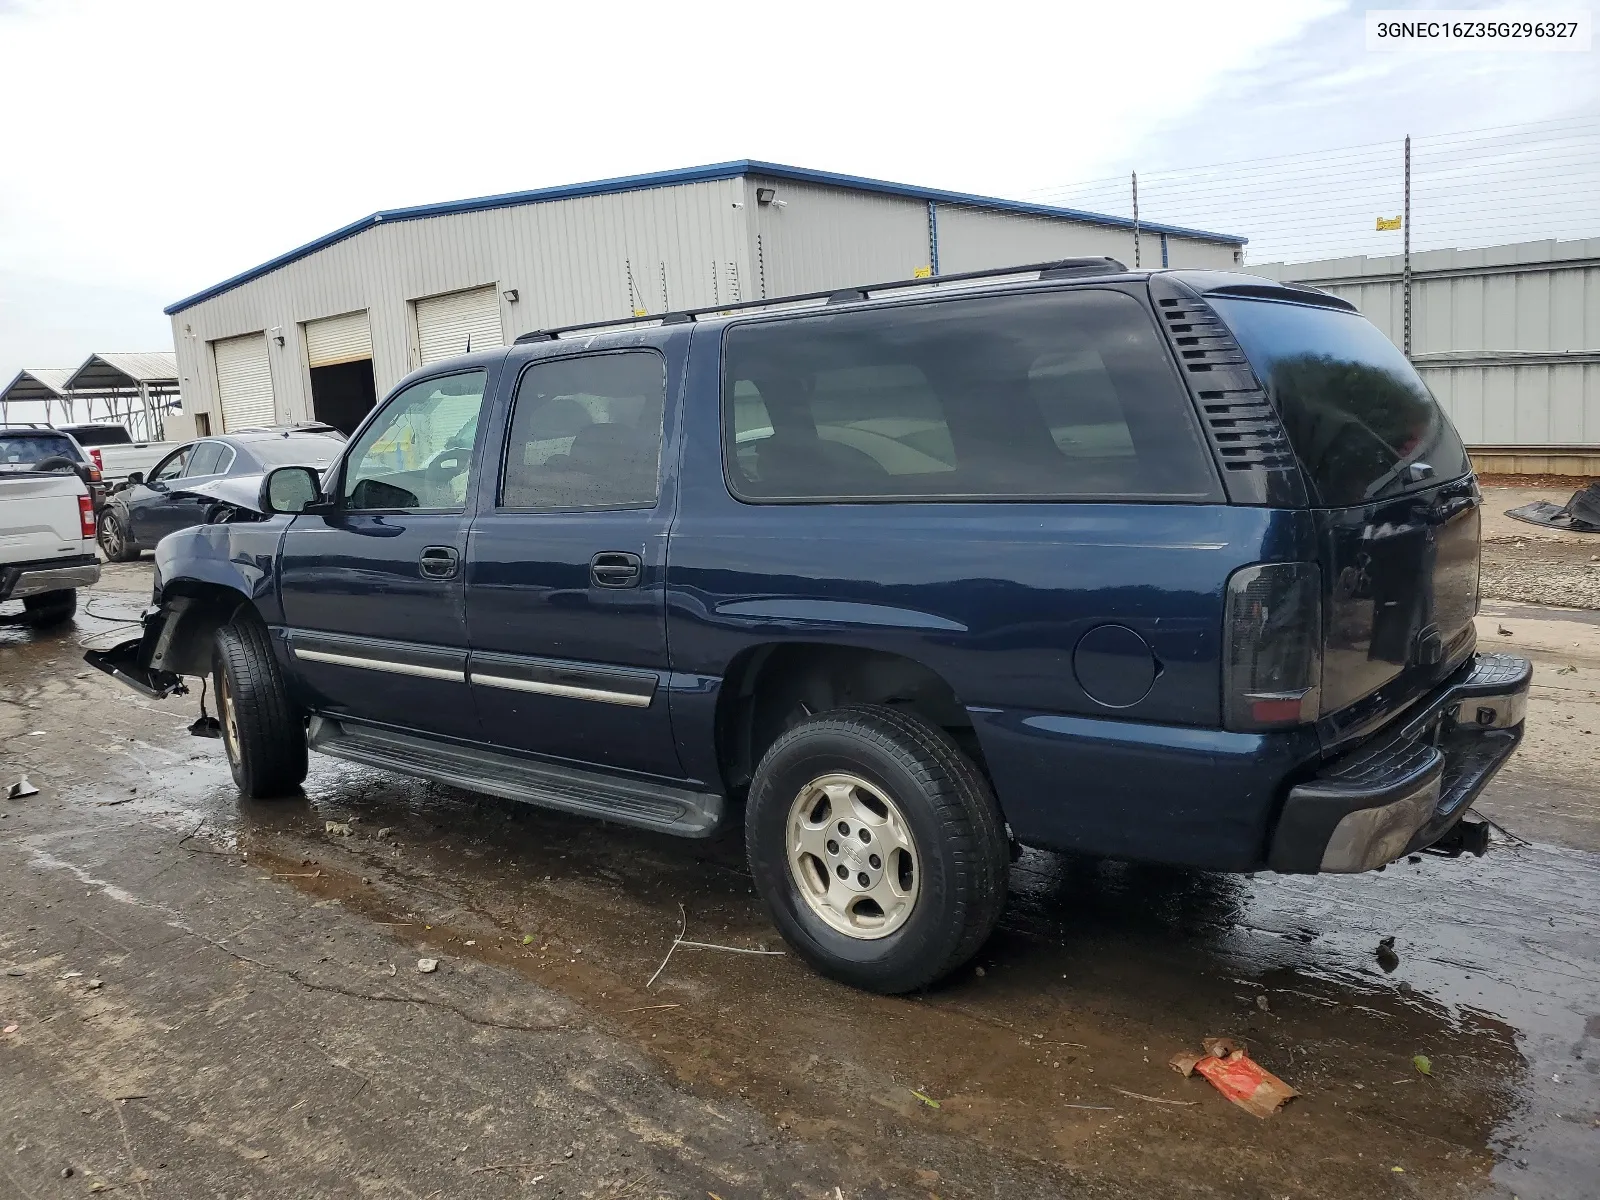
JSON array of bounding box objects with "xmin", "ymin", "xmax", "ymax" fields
[{"xmin": 2, "ymin": 0, "xmax": 1597, "ymax": 408}]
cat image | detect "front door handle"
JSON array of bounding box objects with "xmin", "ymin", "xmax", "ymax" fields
[
  {"xmin": 590, "ymin": 551, "xmax": 642, "ymax": 589},
  {"xmin": 420, "ymin": 545, "xmax": 460, "ymax": 579}
]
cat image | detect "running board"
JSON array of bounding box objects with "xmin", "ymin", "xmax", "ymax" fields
[{"xmin": 306, "ymin": 716, "xmax": 725, "ymax": 838}]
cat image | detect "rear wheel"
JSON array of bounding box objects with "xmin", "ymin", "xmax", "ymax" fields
[
  {"xmin": 97, "ymin": 510, "xmax": 139, "ymax": 562},
  {"xmin": 21, "ymin": 589, "xmax": 76, "ymax": 627},
  {"xmin": 212, "ymin": 614, "xmax": 307, "ymax": 798},
  {"xmin": 745, "ymin": 705, "xmax": 1008, "ymax": 994}
]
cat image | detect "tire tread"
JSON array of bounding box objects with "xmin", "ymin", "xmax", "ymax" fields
[{"xmin": 214, "ymin": 614, "xmax": 307, "ymax": 798}]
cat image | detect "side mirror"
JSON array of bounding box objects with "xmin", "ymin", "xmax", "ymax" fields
[
  {"xmin": 125, "ymin": 471, "xmax": 144, "ymax": 486},
  {"xmin": 259, "ymin": 465, "xmax": 325, "ymax": 515}
]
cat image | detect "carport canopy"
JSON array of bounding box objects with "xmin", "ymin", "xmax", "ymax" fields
[
  {"xmin": 0, "ymin": 368, "xmax": 77, "ymax": 425},
  {"xmin": 65, "ymin": 351, "xmax": 179, "ymax": 396}
]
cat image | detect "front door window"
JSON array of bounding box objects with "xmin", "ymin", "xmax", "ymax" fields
[{"xmin": 341, "ymin": 371, "xmax": 488, "ymax": 511}]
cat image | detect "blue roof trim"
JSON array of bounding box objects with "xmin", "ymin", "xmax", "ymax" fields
[{"xmin": 164, "ymin": 160, "xmax": 1246, "ymax": 315}]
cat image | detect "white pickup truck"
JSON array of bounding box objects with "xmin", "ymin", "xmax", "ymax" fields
[
  {"xmin": 0, "ymin": 467, "xmax": 101, "ymax": 626},
  {"xmin": 58, "ymin": 424, "xmax": 177, "ymax": 491}
]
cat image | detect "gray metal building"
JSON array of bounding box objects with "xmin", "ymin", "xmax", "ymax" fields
[
  {"xmin": 1256, "ymin": 238, "xmax": 1600, "ymax": 474},
  {"xmin": 165, "ymin": 160, "xmax": 1244, "ymax": 435}
]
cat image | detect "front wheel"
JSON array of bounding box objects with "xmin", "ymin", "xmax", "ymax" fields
[
  {"xmin": 745, "ymin": 705, "xmax": 1008, "ymax": 994},
  {"xmin": 212, "ymin": 614, "xmax": 307, "ymax": 798}
]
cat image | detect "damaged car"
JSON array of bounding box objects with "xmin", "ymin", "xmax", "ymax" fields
[
  {"xmin": 96, "ymin": 426, "xmax": 344, "ymax": 561},
  {"xmin": 87, "ymin": 262, "xmax": 1531, "ymax": 993}
]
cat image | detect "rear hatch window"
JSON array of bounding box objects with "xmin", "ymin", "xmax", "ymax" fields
[
  {"xmin": 1210, "ymin": 297, "xmax": 1470, "ymax": 508},
  {"xmin": 0, "ymin": 432, "xmax": 81, "ymax": 469}
]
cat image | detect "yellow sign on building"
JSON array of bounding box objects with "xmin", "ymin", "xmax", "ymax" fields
[{"xmin": 1376, "ymin": 216, "xmax": 1402, "ymax": 231}]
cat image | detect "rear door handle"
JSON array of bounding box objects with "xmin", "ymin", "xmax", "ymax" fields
[
  {"xmin": 420, "ymin": 545, "xmax": 460, "ymax": 579},
  {"xmin": 590, "ymin": 551, "xmax": 642, "ymax": 588}
]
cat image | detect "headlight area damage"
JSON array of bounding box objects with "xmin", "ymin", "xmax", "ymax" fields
[{"xmin": 85, "ymin": 472, "xmax": 271, "ymax": 728}]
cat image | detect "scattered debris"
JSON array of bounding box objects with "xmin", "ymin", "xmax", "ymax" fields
[
  {"xmin": 95, "ymin": 797, "xmax": 135, "ymax": 807},
  {"xmin": 1170, "ymin": 1038, "xmax": 1299, "ymax": 1117},
  {"xmin": 1506, "ymin": 484, "xmax": 1600, "ymax": 532},
  {"xmin": 1557, "ymin": 664, "xmax": 1579, "ymax": 675},
  {"xmin": 376, "ymin": 827, "xmax": 394, "ymax": 839},
  {"xmin": 417, "ymin": 958, "xmax": 439, "ymax": 974},
  {"xmin": 619, "ymin": 1003, "xmax": 681, "ymax": 1014},
  {"xmin": 1413, "ymin": 1054, "xmax": 1432, "ymax": 1076},
  {"xmin": 1376, "ymin": 936, "xmax": 1400, "ymax": 973},
  {"xmin": 2, "ymin": 1024, "xmax": 17, "ymax": 1035},
  {"xmin": 1109, "ymin": 1086, "xmax": 1197, "ymax": 1106},
  {"xmin": 1496, "ymin": 624, "xmax": 1514, "ymax": 637},
  {"xmin": 1061, "ymin": 1103, "xmax": 1115, "ymax": 1111},
  {"xmin": 911, "ymin": 1090, "xmax": 941, "ymax": 1109},
  {"xmin": 522, "ymin": 934, "xmax": 534, "ymax": 945},
  {"xmin": 86, "ymin": 979, "xmax": 103, "ymax": 991},
  {"xmin": 6, "ymin": 777, "xmax": 38, "ymax": 799},
  {"xmin": 646, "ymin": 903, "xmax": 785, "ymax": 990},
  {"xmin": 324, "ymin": 821, "xmax": 352, "ymax": 837},
  {"xmin": 4, "ymin": 967, "xmax": 24, "ymax": 977},
  {"xmin": 1255, "ymin": 994, "xmax": 1271, "ymax": 1013}
]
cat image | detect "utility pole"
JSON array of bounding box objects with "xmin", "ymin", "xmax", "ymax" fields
[
  {"xmin": 1131, "ymin": 172, "xmax": 1141, "ymax": 269},
  {"xmin": 1403, "ymin": 134, "xmax": 1412, "ymax": 359}
]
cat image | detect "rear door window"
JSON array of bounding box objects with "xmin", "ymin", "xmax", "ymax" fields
[
  {"xmin": 500, "ymin": 351, "xmax": 665, "ymax": 510},
  {"xmin": 1210, "ymin": 297, "xmax": 1471, "ymax": 508},
  {"xmin": 721, "ymin": 290, "xmax": 1218, "ymax": 502},
  {"xmin": 186, "ymin": 442, "xmax": 226, "ymax": 476}
]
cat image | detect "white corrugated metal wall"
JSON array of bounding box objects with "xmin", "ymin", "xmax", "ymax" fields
[
  {"xmin": 1256, "ymin": 239, "xmax": 1600, "ymax": 451},
  {"xmin": 171, "ymin": 173, "xmax": 1243, "ymax": 429}
]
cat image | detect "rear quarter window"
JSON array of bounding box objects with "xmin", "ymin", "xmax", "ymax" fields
[
  {"xmin": 721, "ymin": 289, "xmax": 1220, "ymax": 503},
  {"xmin": 1210, "ymin": 297, "xmax": 1471, "ymax": 508}
]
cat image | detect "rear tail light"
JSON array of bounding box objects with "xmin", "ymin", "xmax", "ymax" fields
[
  {"xmin": 88, "ymin": 448, "xmax": 104, "ymax": 479},
  {"xmin": 78, "ymin": 495, "xmax": 96, "ymax": 540},
  {"xmin": 1224, "ymin": 562, "xmax": 1322, "ymax": 731}
]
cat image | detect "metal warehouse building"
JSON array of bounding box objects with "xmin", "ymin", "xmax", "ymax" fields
[
  {"xmin": 165, "ymin": 160, "xmax": 1244, "ymax": 435},
  {"xmin": 1258, "ymin": 238, "xmax": 1600, "ymax": 475}
]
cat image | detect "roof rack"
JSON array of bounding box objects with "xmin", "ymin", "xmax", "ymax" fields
[{"xmin": 513, "ymin": 257, "xmax": 1129, "ymax": 345}]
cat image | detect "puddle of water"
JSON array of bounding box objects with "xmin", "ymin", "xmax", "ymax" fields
[{"xmin": 15, "ymin": 586, "xmax": 1599, "ymax": 1198}]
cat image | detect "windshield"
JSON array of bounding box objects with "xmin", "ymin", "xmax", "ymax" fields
[
  {"xmin": 1211, "ymin": 297, "xmax": 1470, "ymax": 507},
  {"xmin": 247, "ymin": 435, "xmax": 344, "ymax": 468},
  {"xmin": 0, "ymin": 432, "xmax": 80, "ymax": 467}
]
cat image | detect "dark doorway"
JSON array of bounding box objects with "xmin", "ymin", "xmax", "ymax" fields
[{"xmin": 309, "ymin": 359, "xmax": 378, "ymax": 435}]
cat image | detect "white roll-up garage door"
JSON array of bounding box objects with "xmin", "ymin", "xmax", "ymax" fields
[
  {"xmin": 212, "ymin": 333, "xmax": 275, "ymax": 432},
  {"xmin": 415, "ymin": 286, "xmax": 503, "ymax": 367},
  {"xmin": 304, "ymin": 310, "xmax": 373, "ymax": 368}
]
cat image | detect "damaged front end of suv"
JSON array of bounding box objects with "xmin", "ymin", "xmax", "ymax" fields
[{"xmin": 84, "ymin": 473, "xmax": 278, "ymax": 717}]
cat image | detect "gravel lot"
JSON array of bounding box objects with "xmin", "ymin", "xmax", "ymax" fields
[{"xmin": 1480, "ymin": 486, "xmax": 1600, "ymax": 610}]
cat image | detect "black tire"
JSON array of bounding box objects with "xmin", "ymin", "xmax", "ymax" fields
[
  {"xmin": 21, "ymin": 589, "xmax": 76, "ymax": 627},
  {"xmin": 745, "ymin": 704, "xmax": 1008, "ymax": 994},
  {"xmin": 97, "ymin": 510, "xmax": 139, "ymax": 562},
  {"xmin": 212, "ymin": 613, "xmax": 307, "ymax": 799}
]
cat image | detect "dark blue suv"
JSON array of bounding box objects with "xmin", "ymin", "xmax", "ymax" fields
[{"xmin": 91, "ymin": 261, "xmax": 1530, "ymax": 993}]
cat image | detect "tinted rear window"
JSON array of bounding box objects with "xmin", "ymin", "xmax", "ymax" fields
[
  {"xmin": 247, "ymin": 435, "xmax": 345, "ymax": 468},
  {"xmin": 1211, "ymin": 297, "xmax": 1470, "ymax": 507},
  {"xmin": 0, "ymin": 433, "xmax": 80, "ymax": 466},
  {"xmin": 722, "ymin": 290, "xmax": 1218, "ymax": 502},
  {"xmin": 62, "ymin": 425, "xmax": 132, "ymax": 446}
]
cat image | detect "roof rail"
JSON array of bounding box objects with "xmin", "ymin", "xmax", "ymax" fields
[{"xmin": 513, "ymin": 257, "xmax": 1129, "ymax": 344}]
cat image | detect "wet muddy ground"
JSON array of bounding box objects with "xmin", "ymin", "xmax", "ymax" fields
[{"xmin": 3, "ymin": 562, "xmax": 1598, "ymax": 1198}]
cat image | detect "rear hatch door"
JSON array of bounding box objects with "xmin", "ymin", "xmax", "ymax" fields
[{"xmin": 1210, "ymin": 294, "xmax": 1479, "ymax": 746}]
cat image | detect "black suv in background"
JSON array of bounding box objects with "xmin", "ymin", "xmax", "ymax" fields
[{"xmin": 93, "ymin": 261, "xmax": 1530, "ymax": 993}]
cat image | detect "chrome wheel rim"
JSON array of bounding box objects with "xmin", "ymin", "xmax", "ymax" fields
[
  {"xmin": 786, "ymin": 772, "xmax": 920, "ymax": 940},
  {"xmin": 99, "ymin": 514, "xmax": 121, "ymax": 558},
  {"xmin": 218, "ymin": 671, "xmax": 241, "ymax": 766}
]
